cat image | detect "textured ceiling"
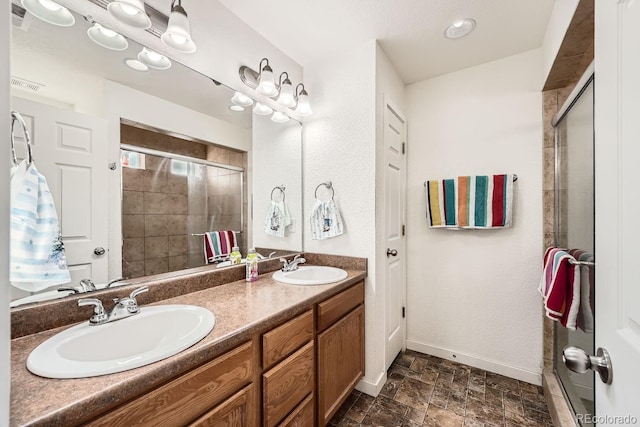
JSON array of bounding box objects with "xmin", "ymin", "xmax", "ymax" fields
[{"xmin": 218, "ymin": 0, "xmax": 556, "ymax": 84}]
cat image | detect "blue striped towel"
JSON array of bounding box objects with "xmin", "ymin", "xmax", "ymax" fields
[{"xmin": 10, "ymin": 160, "xmax": 71, "ymax": 291}]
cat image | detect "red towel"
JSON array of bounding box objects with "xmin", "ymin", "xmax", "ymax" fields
[
  {"xmin": 538, "ymin": 247, "xmax": 581, "ymax": 330},
  {"xmin": 204, "ymin": 231, "xmax": 237, "ymax": 264}
]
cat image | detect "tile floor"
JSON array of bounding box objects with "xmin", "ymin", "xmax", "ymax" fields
[{"xmin": 330, "ymin": 350, "xmax": 553, "ymax": 427}]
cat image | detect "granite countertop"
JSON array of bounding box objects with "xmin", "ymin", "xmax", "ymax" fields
[{"xmin": 10, "ymin": 267, "xmax": 366, "ymax": 427}]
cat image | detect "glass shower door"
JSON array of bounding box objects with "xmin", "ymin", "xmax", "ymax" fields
[{"xmin": 553, "ymin": 76, "xmax": 595, "ymax": 425}]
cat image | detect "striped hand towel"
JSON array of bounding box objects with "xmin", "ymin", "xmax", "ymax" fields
[
  {"xmin": 426, "ymin": 174, "xmax": 514, "ymax": 229},
  {"xmin": 204, "ymin": 230, "xmax": 237, "ymax": 263},
  {"xmin": 538, "ymin": 247, "xmax": 581, "ymax": 330},
  {"xmin": 10, "ymin": 160, "xmax": 71, "ymax": 291}
]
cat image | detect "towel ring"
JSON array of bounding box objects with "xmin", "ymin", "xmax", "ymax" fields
[
  {"xmin": 10, "ymin": 111, "xmax": 33, "ymax": 167},
  {"xmin": 271, "ymin": 185, "xmax": 286, "ymax": 202},
  {"xmin": 314, "ymin": 181, "xmax": 335, "ymax": 200}
]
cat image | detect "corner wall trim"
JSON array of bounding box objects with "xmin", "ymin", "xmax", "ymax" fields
[
  {"xmin": 356, "ymin": 370, "xmax": 387, "ymax": 397},
  {"xmin": 406, "ymin": 340, "xmax": 542, "ymax": 386}
]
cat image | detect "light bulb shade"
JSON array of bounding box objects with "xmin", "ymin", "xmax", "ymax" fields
[
  {"xmin": 257, "ymin": 66, "xmax": 278, "ymax": 97},
  {"xmin": 277, "ymin": 79, "xmax": 296, "ymax": 108},
  {"xmin": 229, "ymin": 105, "xmax": 245, "ymax": 112},
  {"xmin": 231, "ymin": 92, "xmax": 254, "ymax": 107},
  {"xmin": 87, "ymin": 23, "xmax": 128, "ymax": 51},
  {"xmin": 295, "ymin": 91, "xmax": 312, "ymax": 116},
  {"xmin": 253, "ymin": 102, "xmax": 273, "ymax": 116},
  {"xmin": 107, "ymin": 0, "xmax": 151, "ymax": 29},
  {"xmin": 21, "ymin": 0, "xmax": 75, "ymax": 27},
  {"xmin": 271, "ymin": 111, "xmax": 290, "ymax": 123},
  {"xmin": 124, "ymin": 58, "xmax": 149, "ymax": 72},
  {"xmin": 137, "ymin": 48, "xmax": 172, "ymax": 70},
  {"xmin": 161, "ymin": 6, "xmax": 196, "ymax": 53}
]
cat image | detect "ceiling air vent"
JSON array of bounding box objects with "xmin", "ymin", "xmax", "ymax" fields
[{"xmin": 11, "ymin": 76, "xmax": 46, "ymax": 92}]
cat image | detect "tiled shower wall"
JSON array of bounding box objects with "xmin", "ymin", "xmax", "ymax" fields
[{"xmin": 121, "ymin": 124, "xmax": 247, "ymax": 279}]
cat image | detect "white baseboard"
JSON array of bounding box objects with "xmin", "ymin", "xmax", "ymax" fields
[
  {"xmin": 356, "ymin": 370, "xmax": 387, "ymax": 397},
  {"xmin": 406, "ymin": 339, "xmax": 542, "ymax": 386}
]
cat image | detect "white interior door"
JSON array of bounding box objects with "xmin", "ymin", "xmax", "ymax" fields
[
  {"xmin": 12, "ymin": 97, "xmax": 109, "ymax": 288},
  {"xmin": 384, "ymin": 101, "xmax": 407, "ymax": 370},
  {"xmin": 594, "ymin": 0, "xmax": 640, "ymax": 420}
]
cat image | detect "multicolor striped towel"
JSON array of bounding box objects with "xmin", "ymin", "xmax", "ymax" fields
[
  {"xmin": 426, "ymin": 174, "xmax": 514, "ymax": 229},
  {"xmin": 204, "ymin": 231, "xmax": 237, "ymax": 263}
]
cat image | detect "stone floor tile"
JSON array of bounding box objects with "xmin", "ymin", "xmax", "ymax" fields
[
  {"xmin": 424, "ymin": 405, "xmax": 465, "ymax": 427},
  {"xmin": 394, "ymin": 377, "xmax": 434, "ymax": 412}
]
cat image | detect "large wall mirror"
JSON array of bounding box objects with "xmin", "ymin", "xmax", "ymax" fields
[{"xmin": 9, "ymin": 1, "xmax": 303, "ymax": 307}]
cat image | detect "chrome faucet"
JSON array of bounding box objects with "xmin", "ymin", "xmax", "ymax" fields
[
  {"xmin": 106, "ymin": 276, "xmax": 128, "ymax": 288},
  {"xmin": 78, "ymin": 286, "xmax": 149, "ymax": 325},
  {"xmin": 279, "ymin": 254, "xmax": 306, "ymax": 272},
  {"xmin": 78, "ymin": 278, "xmax": 97, "ymax": 293}
]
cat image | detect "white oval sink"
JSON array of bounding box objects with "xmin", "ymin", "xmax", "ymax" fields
[
  {"xmin": 273, "ymin": 266, "xmax": 348, "ymax": 285},
  {"xmin": 27, "ymin": 304, "xmax": 215, "ymax": 379}
]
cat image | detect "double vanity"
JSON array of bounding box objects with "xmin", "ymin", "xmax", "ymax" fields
[{"xmin": 10, "ymin": 253, "xmax": 366, "ymax": 426}]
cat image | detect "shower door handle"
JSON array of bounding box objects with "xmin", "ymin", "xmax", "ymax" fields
[{"xmin": 562, "ymin": 346, "xmax": 613, "ymax": 385}]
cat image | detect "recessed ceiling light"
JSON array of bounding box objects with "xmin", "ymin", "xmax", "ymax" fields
[
  {"xmin": 124, "ymin": 58, "xmax": 149, "ymax": 72},
  {"xmin": 445, "ymin": 18, "xmax": 476, "ymax": 39}
]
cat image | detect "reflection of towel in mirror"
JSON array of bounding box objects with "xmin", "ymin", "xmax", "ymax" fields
[
  {"xmin": 264, "ymin": 200, "xmax": 291, "ymax": 237},
  {"xmin": 310, "ymin": 199, "xmax": 344, "ymax": 240},
  {"xmin": 10, "ymin": 160, "xmax": 71, "ymax": 292},
  {"xmin": 204, "ymin": 230, "xmax": 237, "ymax": 263}
]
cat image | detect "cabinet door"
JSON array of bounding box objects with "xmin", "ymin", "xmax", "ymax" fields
[
  {"xmin": 189, "ymin": 384, "xmax": 254, "ymax": 427},
  {"xmin": 278, "ymin": 393, "xmax": 314, "ymax": 427},
  {"xmin": 317, "ymin": 305, "xmax": 364, "ymax": 426}
]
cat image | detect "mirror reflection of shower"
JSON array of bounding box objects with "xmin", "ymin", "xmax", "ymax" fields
[{"xmin": 121, "ymin": 124, "xmax": 245, "ymax": 279}]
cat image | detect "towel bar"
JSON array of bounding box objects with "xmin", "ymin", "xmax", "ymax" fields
[
  {"xmin": 568, "ymin": 259, "xmax": 595, "ymax": 267},
  {"xmin": 191, "ymin": 231, "xmax": 242, "ymax": 236},
  {"xmin": 424, "ymin": 174, "xmax": 518, "ymax": 186}
]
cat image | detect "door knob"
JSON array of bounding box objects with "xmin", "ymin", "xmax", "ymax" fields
[
  {"xmin": 94, "ymin": 247, "xmax": 106, "ymax": 256},
  {"xmin": 387, "ymin": 248, "xmax": 398, "ymax": 257},
  {"xmin": 562, "ymin": 346, "xmax": 612, "ymax": 385}
]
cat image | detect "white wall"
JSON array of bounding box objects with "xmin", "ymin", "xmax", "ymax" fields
[
  {"xmin": 405, "ymin": 49, "xmax": 544, "ymax": 384},
  {"xmin": 303, "ymin": 40, "xmax": 385, "ymax": 394},
  {"xmin": 1, "ymin": 2, "xmax": 11, "ymax": 424},
  {"xmin": 252, "ymin": 115, "xmax": 303, "ymax": 252},
  {"xmin": 541, "ymin": 0, "xmax": 580, "ymax": 85}
]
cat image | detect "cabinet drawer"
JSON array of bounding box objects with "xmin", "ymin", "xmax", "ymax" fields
[
  {"xmin": 317, "ymin": 281, "xmax": 364, "ymax": 331},
  {"xmin": 89, "ymin": 341, "xmax": 254, "ymax": 427},
  {"xmin": 262, "ymin": 309, "xmax": 313, "ymax": 369},
  {"xmin": 189, "ymin": 384, "xmax": 254, "ymax": 427},
  {"xmin": 277, "ymin": 393, "xmax": 314, "ymax": 427},
  {"xmin": 263, "ymin": 341, "xmax": 314, "ymax": 427}
]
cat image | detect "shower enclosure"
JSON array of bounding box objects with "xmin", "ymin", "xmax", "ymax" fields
[
  {"xmin": 121, "ymin": 146, "xmax": 244, "ymax": 279},
  {"xmin": 552, "ymin": 66, "xmax": 595, "ymax": 426}
]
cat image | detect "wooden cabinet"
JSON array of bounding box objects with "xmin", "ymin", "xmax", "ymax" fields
[
  {"xmin": 88, "ymin": 342, "xmax": 255, "ymax": 427},
  {"xmin": 317, "ymin": 282, "xmax": 365, "ymax": 426},
  {"xmin": 189, "ymin": 384, "xmax": 254, "ymax": 427},
  {"xmin": 87, "ymin": 280, "xmax": 364, "ymax": 427}
]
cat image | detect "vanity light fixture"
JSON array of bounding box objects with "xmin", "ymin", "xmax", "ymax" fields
[
  {"xmin": 124, "ymin": 58, "xmax": 149, "ymax": 72},
  {"xmin": 231, "ymin": 91, "xmax": 254, "ymax": 108},
  {"xmin": 271, "ymin": 111, "xmax": 290, "ymax": 124},
  {"xmin": 253, "ymin": 102, "xmax": 273, "ymax": 116},
  {"xmin": 239, "ymin": 57, "xmax": 312, "ymax": 117},
  {"xmin": 137, "ymin": 47, "xmax": 171, "ymax": 70},
  {"xmin": 107, "ymin": 0, "xmax": 151, "ymax": 29},
  {"xmin": 276, "ymin": 72, "xmax": 296, "ymax": 108},
  {"xmin": 445, "ymin": 18, "xmax": 476, "ymax": 39},
  {"xmin": 21, "ymin": 0, "xmax": 75, "ymax": 27},
  {"xmin": 161, "ymin": 0, "xmax": 196, "ymax": 53},
  {"xmin": 87, "ymin": 23, "xmax": 128, "ymax": 51},
  {"xmin": 294, "ymin": 83, "xmax": 312, "ymax": 117}
]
